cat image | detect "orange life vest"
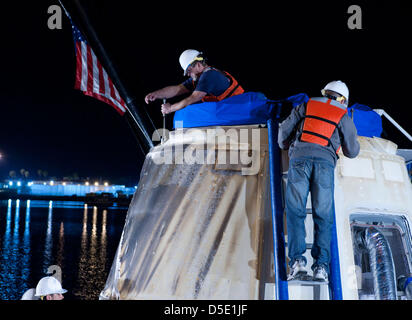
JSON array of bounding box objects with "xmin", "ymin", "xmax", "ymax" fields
[
  {"xmin": 193, "ymin": 68, "xmax": 244, "ymax": 102},
  {"xmin": 300, "ymin": 97, "xmax": 347, "ymax": 151}
]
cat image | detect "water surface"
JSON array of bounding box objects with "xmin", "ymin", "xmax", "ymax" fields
[{"xmin": 0, "ymin": 199, "xmax": 127, "ymax": 300}]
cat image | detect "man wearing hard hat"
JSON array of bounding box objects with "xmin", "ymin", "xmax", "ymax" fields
[
  {"xmin": 34, "ymin": 276, "xmax": 67, "ymax": 300},
  {"xmin": 144, "ymin": 49, "xmax": 244, "ymax": 115},
  {"xmin": 278, "ymin": 81, "xmax": 360, "ymax": 282}
]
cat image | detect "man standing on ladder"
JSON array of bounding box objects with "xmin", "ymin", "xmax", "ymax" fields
[
  {"xmin": 278, "ymin": 80, "xmax": 360, "ymax": 282},
  {"xmin": 144, "ymin": 49, "xmax": 244, "ymax": 115}
]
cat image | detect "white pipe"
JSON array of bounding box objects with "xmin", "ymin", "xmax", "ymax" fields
[{"xmin": 374, "ymin": 109, "xmax": 412, "ymax": 142}]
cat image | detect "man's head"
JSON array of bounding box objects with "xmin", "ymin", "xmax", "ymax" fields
[
  {"xmin": 44, "ymin": 293, "xmax": 64, "ymax": 300},
  {"xmin": 179, "ymin": 49, "xmax": 208, "ymax": 81},
  {"xmin": 321, "ymin": 80, "xmax": 349, "ymax": 105},
  {"xmin": 35, "ymin": 276, "xmax": 67, "ymax": 301}
]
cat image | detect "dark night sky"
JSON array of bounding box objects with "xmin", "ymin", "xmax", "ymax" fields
[{"xmin": 0, "ymin": 1, "xmax": 410, "ymax": 186}]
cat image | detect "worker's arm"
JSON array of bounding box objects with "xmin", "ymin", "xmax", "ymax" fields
[
  {"xmin": 278, "ymin": 103, "xmax": 305, "ymax": 149},
  {"xmin": 145, "ymin": 84, "xmax": 190, "ymax": 104},
  {"xmin": 161, "ymin": 90, "xmax": 207, "ymax": 114},
  {"xmin": 338, "ymin": 114, "xmax": 360, "ymax": 158}
]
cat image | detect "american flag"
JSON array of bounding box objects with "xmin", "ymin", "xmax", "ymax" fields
[{"xmin": 70, "ymin": 20, "xmax": 127, "ymax": 115}]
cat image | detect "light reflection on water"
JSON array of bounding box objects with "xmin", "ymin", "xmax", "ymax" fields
[{"xmin": 0, "ymin": 199, "xmax": 127, "ymax": 300}]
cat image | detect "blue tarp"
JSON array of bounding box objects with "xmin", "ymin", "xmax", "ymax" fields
[
  {"xmin": 172, "ymin": 92, "xmax": 383, "ymax": 138},
  {"xmin": 347, "ymin": 103, "xmax": 382, "ymax": 138},
  {"xmin": 173, "ymin": 92, "xmax": 273, "ymax": 129},
  {"xmin": 286, "ymin": 93, "xmax": 309, "ymax": 107}
]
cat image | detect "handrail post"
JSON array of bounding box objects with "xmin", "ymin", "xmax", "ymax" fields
[
  {"xmin": 329, "ymin": 203, "xmax": 343, "ymax": 300},
  {"xmin": 267, "ymin": 110, "xmax": 289, "ymax": 300}
]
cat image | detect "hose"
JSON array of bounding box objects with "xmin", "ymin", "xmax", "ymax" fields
[{"xmin": 357, "ymin": 226, "xmax": 398, "ymax": 300}]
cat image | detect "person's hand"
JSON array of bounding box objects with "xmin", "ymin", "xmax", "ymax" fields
[
  {"xmin": 161, "ymin": 103, "xmax": 173, "ymax": 115},
  {"xmin": 144, "ymin": 92, "xmax": 158, "ymax": 104}
]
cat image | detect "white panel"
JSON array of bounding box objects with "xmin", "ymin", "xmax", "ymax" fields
[
  {"xmin": 340, "ymin": 157, "xmax": 375, "ymax": 179},
  {"xmin": 382, "ymin": 160, "xmax": 404, "ymax": 182}
]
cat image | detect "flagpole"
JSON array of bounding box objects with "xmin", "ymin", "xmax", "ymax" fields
[{"xmin": 63, "ymin": 0, "xmax": 156, "ymax": 153}]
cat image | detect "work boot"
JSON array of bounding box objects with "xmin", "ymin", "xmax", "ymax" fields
[
  {"xmin": 287, "ymin": 258, "xmax": 307, "ymax": 281},
  {"xmin": 313, "ymin": 265, "xmax": 328, "ymax": 282}
]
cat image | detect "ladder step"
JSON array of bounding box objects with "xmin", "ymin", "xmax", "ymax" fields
[
  {"xmin": 288, "ymin": 274, "xmax": 329, "ymax": 285},
  {"xmin": 288, "ymin": 278, "xmax": 329, "ymax": 286}
]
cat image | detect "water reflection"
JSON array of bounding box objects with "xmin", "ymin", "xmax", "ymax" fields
[
  {"xmin": 74, "ymin": 205, "xmax": 110, "ymax": 299},
  {"xmin": 101, "ymin": 209, "xmax": 107, "ymax": 268},
  {"xmin": 21, "ymin": 201, "xmax": 31, "ymax": 294},
  {"xmin": 0, "ymin": 200, "xmax": 126, "ymax": 300},
  {"xmin": 74, "ymin": 204, "xmax": 89, "ymax": 298},
  {"xmin": 0, "ymin": 200, "xmax": 13, "ymax": 299},
  {"xmin": 43, "ymin": 201, "xmax": 53, "ymax": 274},
  {"xmin": 57, "ymin": 222, "xmax": 64, "ymax": 272}
]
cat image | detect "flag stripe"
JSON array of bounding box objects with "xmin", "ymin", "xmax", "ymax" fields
[
  {"xmin": 108, "ymin": 95, "xmax": 127, "ymax": 113},
  {"xmin": 108, "ymin": 78, "xmax": 116, "ymax": 102},
  {"xmin": 92, "ymin": 49, "xmax": 100, "ymax": 94},
  {"xmin": 80, "ymin": 42, "xmax": 88, "ymax": 92},
  {"xmin": 103, "ymin": 68, "xmax": 111, "ymax": 98},
  {"xmin": 86, "ymin": 46, "xmax": 93, "ymax": 94},
  {"xmin": 74, "ymin": 42, "xmax": 82, "ymax": 90},
  {"xmin": 98, "ymin": 61, "xmax": 105, "ymax": 95},
  {"xmin": 113, "ymin": 84, "xmax": 121, "ymax": 101}
]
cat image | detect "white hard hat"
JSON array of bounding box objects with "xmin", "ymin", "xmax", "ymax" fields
[
  {"xmin": 321, "ymin": 80, "xmax": 349, "ymax": 102},
  {"xmin": 35, "ymin": 276, "xmax": 67, "ymax": 297},
  {"xmin": 179, "ymin": 49, "xmax": 203, "ymax": 75},
  {"xmin": 21, "ymin": 288, "xmax": 40, "ymax": 300}
]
